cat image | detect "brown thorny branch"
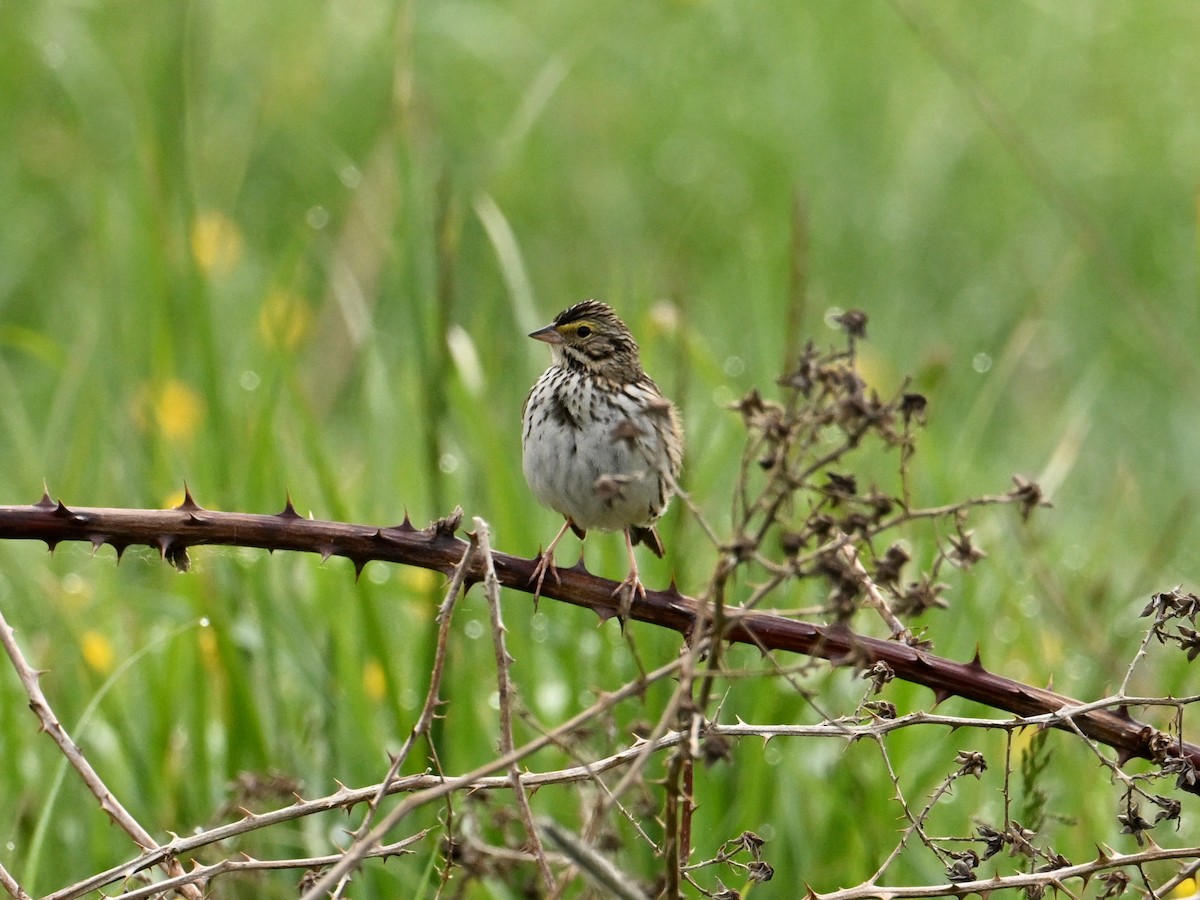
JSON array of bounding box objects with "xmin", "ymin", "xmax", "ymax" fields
[{"xmin": 1, "ymin": 316, "xmax": 1200, "ymax": 898}]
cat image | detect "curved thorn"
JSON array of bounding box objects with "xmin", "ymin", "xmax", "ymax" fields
[{"xmin": 176, "ymin": 484, "xmax": 202, "ymax": 511}]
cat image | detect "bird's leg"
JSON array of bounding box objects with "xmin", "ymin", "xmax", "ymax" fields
[
  {"xmin": 613, "ymin": 527, "xmax": 647, "ymax": 626},
  {"xmin": 530, "ymin": 518, "xmax": 574, "ymax": 609}
]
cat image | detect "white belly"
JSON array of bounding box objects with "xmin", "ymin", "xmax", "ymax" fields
[{"xmin": 522, "ymin": 371, "xmax": 668, "ymax": 531}]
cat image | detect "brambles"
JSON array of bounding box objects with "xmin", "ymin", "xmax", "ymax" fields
[
  {"xmin": 3, "ymin": 312, "xmax": 1200, "ymax": 898},
  {"xmin": 722, "ymin": 310, "xmax": 1046, "ymax": 644}
]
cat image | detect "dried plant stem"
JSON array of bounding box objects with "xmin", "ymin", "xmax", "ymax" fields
[
  {"xmin": 38, "ymin": 706, "xmax": 1200, "ymax": 898},
  {"xmin": 476, "ymin": 518, "xmax": 555, "ymax": 889},
  {"xmin": 809, "ymin": 842, "xmax": 1200, "ymax": 900},
  {"xmin": 108, "ymin": 833, "xmax": 429, "ymax": 900},
  {"xmin": 0, "ymin": 862, "xmax": 31, "ymax": 900},
  {"xmin": 867, "ymin": 758, "xmax": 963, "ymax": 883},
  {"xmin": 355, "ymin": 523, "xmax": 477, "ymax": 841},
  {"xmin": 297, "ymin": 655, "xmax": 690, "ymax": 899},
  {"xmin": 1118, "ymin": 612, "xmax": 1163, "ymax": 697},
  {"xmin": 0, "ymin": 605, "xmax": 202, "ymax": 899},
  {"xmin": 838, "ymin": 537, "xmax": 909, "ymax": 640}
]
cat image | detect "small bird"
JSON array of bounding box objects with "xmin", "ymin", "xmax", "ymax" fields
[{"xmin": 521, "ymin": 300, "xmax": 684, "ymax": 617}]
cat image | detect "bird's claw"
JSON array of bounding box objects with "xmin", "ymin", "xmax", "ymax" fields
[
  {"xmin": 529, "ymin": 552, "xmax": 561, "ymax": 610},
  {"xmin": 612, "ymin": 574, "xmax": 646, "ymax": 630}
]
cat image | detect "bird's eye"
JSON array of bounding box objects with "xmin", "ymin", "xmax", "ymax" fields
[{"xmin": 576, "ymin": 325, "xmax": 592, "ymax": 337}]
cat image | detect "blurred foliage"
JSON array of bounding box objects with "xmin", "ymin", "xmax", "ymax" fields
[{"xmin": 2, "ymin": 0, "xmax": 1200, "ymax": 896}]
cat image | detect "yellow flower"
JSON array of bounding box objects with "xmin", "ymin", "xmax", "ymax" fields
[
  {"xmin": 363, "ymin": 658, "xmax": 387, "ymax": 702},
  {"xmin": 81, "ymin": 631, "xmax": 114, "ymax": 675},
  {"xmin": 197, "ymin": 626, "xmax": 219, "ymax": 671},
  {"xmin": 258, "ymin": 290, "xmax": 312, "ymax": 350},
  {"xmin": 138, "ymin": 379, "xmax": 205, "ymax": 442},
  {"xmin": 191, "ymin": 211, "xmax": 243, "ymax": 276},
  {"xmin": 400, "ymin": 566, "xmax": 439, "ymax": 594},
  {"xmin": 1010, "ymin": 725, "xmax": 1037, "ymax": 758}
]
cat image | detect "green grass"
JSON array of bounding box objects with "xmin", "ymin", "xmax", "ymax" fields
[{"xmin": 3, "ymin": 0, "xmax": 1200, "ymax": 896}]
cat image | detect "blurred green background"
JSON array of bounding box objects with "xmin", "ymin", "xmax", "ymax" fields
[{"xmin": 3, "ymin": 0, "xmax": 1200, "ymax": 896}]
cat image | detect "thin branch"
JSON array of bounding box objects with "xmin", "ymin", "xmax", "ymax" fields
[
  {"xmin": 476, "ymin": 517, "xmax": 555, "ymax": 889},
  {"xmin": 810, "ymin": 843, "xmax": 1200, "ymax": 900},
  {"xmin": 297, "ymin": 655, "xmax": 691, "ymax": 899},
  {"xmin": 39, "ymin": 706, "xmax": 1200, "ymax": 899},
  {"xmin": 355, "ymin": 520, "xmax": 476, "ymax": 838},
  {"xmin": 108, "ymin": 831, "xmax": 430, "ymax": 900},
  {"xmin": 0, "ymin": 602, "xmax": 201, "ymax": 899},
  {"xmin": 0, "ymin": 862, "xmax": 31, "ymax": 900},
  {"xmin": 838, "ymin": 536, "xmax": 910, "ymax": 641}
]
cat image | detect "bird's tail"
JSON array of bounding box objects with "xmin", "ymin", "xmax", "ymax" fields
[{"xmin": 629, "ymin": 525, "xmax": 664, "ymax": 558}]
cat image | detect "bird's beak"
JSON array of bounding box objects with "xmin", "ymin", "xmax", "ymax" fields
[{"xmin": 528, "ymin": 324, "xmax": 565, "ymax": 345}]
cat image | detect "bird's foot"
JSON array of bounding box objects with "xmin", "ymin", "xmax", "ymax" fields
[
  {"xmin": 611, "ymin": 572, "xmax": 647, "ymax": 630},
  {"xmin": 529, "ymin": 550, "xmax": 561, "ymax": 610}
]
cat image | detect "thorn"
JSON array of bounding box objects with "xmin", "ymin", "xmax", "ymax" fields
[
  {"xmin": 352, "ymin": 559, "xmax": 367, "ymax": 582},
  {"xmin": 88, "ymin": 534, "xmax": 107, "ymax": 556},
  {"xmin": 594, "ymin": 606, "xmax": 619, "ymax": 624},
  {"xmin": 176, "ymin": 484, "xmax": 202, "ymax": 512},
  {"xmin": 52, "ymin": 500, "xmax": 76, "ymax": 519},
  {"xmin": 931, "ymin": 688, "xmax": 953, "ymax": 707},
  {"xmin": 968, "ymin": 647, "xmax": 985, "ymax": 670},
  {"xmin": 112, "ymin": 542, "xmax": 128, "ymax": 563},
  {"xmin": 278, "ymin": 493, "xmax": 301, "ymax": 520},
  {"xmin": 45, "ymin": 539, "xmax": 59, "ymax": 554},
  {"xmin": 35, "ymin": 486, "xmax": 55, "ymax": 509},
  {"xmin": 319, "ymin": 546, "xmax": 334, "ymax": 564},
  {"xmin": 568, "ymin": 553, "xmax": 589, "ymax": 574}
]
